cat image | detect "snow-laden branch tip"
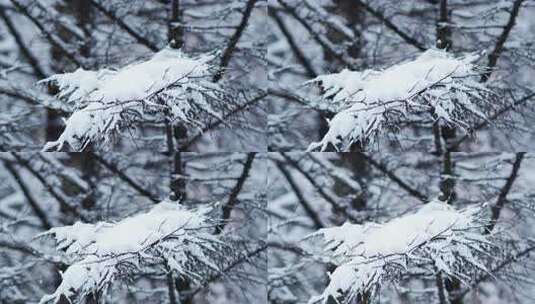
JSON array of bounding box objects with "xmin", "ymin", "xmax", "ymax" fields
[
  {"xmin": 308, "ymin": 201, "xmax": 492, "ymax": 304},
  {"xmin": 306, "ymin": 50, "xmax": 492, "ymax": 151},
  {"xmin": 40, "ymin": 48, "xmax": 224, "ymax": 151},
  {"xmin": 37, "ymin": 202, "xmax": 222, "ymax": 304}
]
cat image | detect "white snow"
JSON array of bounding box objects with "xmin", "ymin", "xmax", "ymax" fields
[
  {"xmin": 308, "ymin": 201, "xmax": 490, "ymax": 303},
  {"xmin": 41, "ymin": 48, "xmax": 217, "ymax": 151},
  {"xmin": 38, "ymin": 202, "xmax": 219, "ymax": 303},
  {"xmin": 307, "ymin": 50, "xmax": 487, "ymax": 151}
]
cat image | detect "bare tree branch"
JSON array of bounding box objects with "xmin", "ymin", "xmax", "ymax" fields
[
  {"xmin": 269, "ymin": 10, "xmax": 317, "ymax": 78},
  {"xmin": 91, "ymin": 153, "xmax": 160, "ymax": 204},
  {"xmin": 360, "ymin": 153, "xmax": 428, "ymax": 203},
  {"xmin": 213, "ymin": 0, "xmax": 258, "ymax": 82},
  {"xmin": 9, "ymin": 0, "xmax": 84, "ymax": 68},
  {"xmin": 355, "ymin": 0, "xmax": 427, "ymax": 51},
  {"xmin": 9, "ymin": 152, "xmax": 88, "ymax": 222},
  {"xmin": 276, "ymin": 161, "xmax": 325, "ymax": 229},
  {"xmin": 2, "ymin": 160, "xmax": 52, "ymax": 230},
  {"xmin": 215, "ymin": 153, "xmax": 256, "ymax": 234},
  {"xmin": 189, "ymin": 244, "xmax": 267, "ymax": 297},
  {"xmin": 481, "ymin": 0, "xmax": 525, "ymax": 82},
  {"xmin": 276, "ymin": 0, "xmax": 355, "ymax": 68},
  {"xmin": 485, "ymin": 152, "xmax": 525, "ymax": 233},
  {"xmin": 0, "ymin": 7, "xmax": 47, "ymax": 78},
  {"xmin": 180, "ymin": 92, "xmax": 267, "ymax": 150},
  {"xmin": 88, "ymin": 0, "xmax": 159, "ymax": 52},
  {"xmin": 454, "ymin": 244, "xmax": 535, "ymax": 302},
  {"xmin": 280, "ymin": 153, "xmax": 360, "ymax": 222},
  {"xmin": 452, "ymin": 92, "xmax": 535, "ymax": 149}
]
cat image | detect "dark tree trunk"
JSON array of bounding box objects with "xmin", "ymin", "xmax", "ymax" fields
[
  {"xmin": 169, "ymin": 0, "xmax": 184, "ymax": 49},
  {"xmin": 438, "ymin": 152, "xmax": 456, "ymax": 204},
  {"xmin": 436, "ymin": 0, "xmax": 452, "ymax": 50}
]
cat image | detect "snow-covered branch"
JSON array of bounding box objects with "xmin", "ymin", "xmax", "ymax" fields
[
  {"xmin": 38, "ymin": 202, "xmax": 223, "ymax": 303},
  {"xmin": 308, "ymin": 202, "xmax": 492, "ymax": 303},
  {"xmin": 306, "ymin": 50, "xmax": 493, "ymax": 151},
  {"xmin": 41, "ymin": 49, "xmax": 224, "ymax": 151}
]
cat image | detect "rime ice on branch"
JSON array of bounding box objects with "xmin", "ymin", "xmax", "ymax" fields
[
  {"xmin": 38, "ymin": 202, "xmax": 222, "ymax": 304},
  {"xmin": 41, "ymin": 48, "xmax": 224, "ymax": 151},
  {"xmin": 308, "ymin": 202, "xmax": 492, "ymax": 304},
  {"xmin": 306, "ymin": 50, "xmax": 493, "ymax": 151}
]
